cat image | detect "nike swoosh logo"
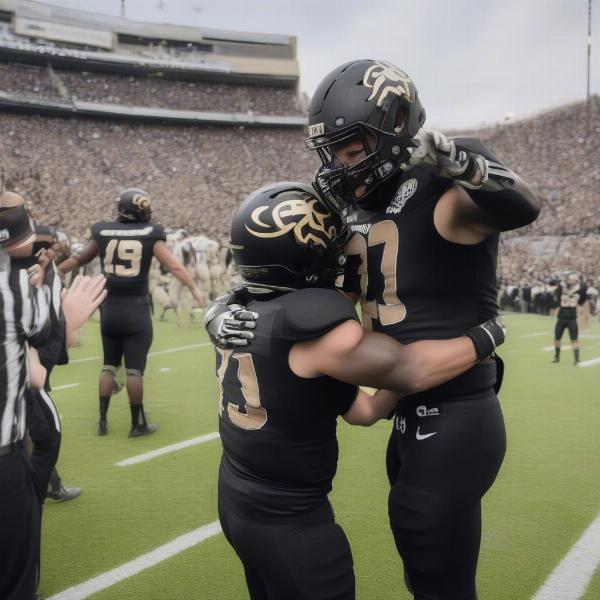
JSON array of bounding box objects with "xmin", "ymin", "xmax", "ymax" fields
[{"xmin": 416, "ymin": 426, "xmax": 437, "ymax": 441}]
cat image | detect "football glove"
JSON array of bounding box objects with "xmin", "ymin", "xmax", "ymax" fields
[
  {"xmin": 203, "ymin": 287, "xmax": 258, "ymax": 348},
  {"xmin": 407, "ymin": 129, "xmax": 488, "ymax": 187},
  {"xmin": 465, "ymin": 316, "xmax": 506, "ymax": 361}
]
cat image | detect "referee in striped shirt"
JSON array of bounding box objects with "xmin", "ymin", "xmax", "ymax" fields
[{"xmin": 0, "ymin": 191, "xmax": 50, "ymax": 600}]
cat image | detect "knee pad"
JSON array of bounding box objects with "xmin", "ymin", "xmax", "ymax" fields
[
  {"xmin": 101, "ymin": 365, "xmax": 118, "ymax": 378},
  {"xmin": 126, "ymin": 369, "xmax": 143, "ymax": 378}
]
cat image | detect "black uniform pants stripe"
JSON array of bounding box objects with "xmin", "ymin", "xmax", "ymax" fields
[{"xmin": 387, "ymin": 390, "xmax": 506, "ymax": 600}]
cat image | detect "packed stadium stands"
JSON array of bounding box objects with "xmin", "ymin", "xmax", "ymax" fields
[{"xmin": 0, "ymin": 0, "xmax": 598, "ymax": 291}]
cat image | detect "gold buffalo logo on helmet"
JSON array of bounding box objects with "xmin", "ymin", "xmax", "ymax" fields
[
  {"xmin": 245, "ymin": 196, "xmax": 337, "ymax": 249},
  {"xmin": 363, "ymin": 60, "xmax": 415, "ymax": 107},
  {"xmin": 132, "ymin": 194, "xmax": 151, "ymax": 210}
]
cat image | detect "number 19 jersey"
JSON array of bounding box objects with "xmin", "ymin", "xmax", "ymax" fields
[{"xmin": 91, "ymin": 221, "xmax": 166, "ymax": 296}]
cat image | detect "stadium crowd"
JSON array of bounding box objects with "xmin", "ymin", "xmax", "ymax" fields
[
  {"xmin": 0, "ymin": 62, "xmax": 302, "ymax": 115},
  {"xmin": 1, "ymin": 56, "xmax": 599, "ymax": 286}
]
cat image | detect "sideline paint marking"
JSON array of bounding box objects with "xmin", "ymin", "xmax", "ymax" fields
[
  {"xmin": 115, "ymin": 432, "xmax": 220, "ymax": 467},
  {"xmin": 70, "ymin": 342, "xmax": 211, "ymax": 364},
  {"xmin": 542, "ymin": 345, "xmax": 572, "ymax": 352},
  {"xmin": 579, "ymin": 356, "xmax": 600, "ymax": 368},
  {"xmin": 520, "ymin": 332, "xmax": 548, "ymax": 338},
  {"xmin": 52, "ymin": 383, "xmax": 80, "ymax": 391},
  {"xmin": 531, "ymin": 511, "xmax": 600, "ymax": 600},
  {"xmin": 47, "ymin": 520, "xmax": 222, "ymax": 600}
]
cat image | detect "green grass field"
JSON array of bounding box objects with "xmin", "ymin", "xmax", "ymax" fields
[{"xmin": 39, "ymin": 312, "xmax": 600, "ymax": 599}]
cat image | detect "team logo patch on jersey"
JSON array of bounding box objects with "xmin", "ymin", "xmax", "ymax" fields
[
  {"xmin": 0, "ymin": 228, "xmax": 9, "ymax": 242},
  {"xmin": 416, "ymin": 405, "xmax": 439, "ymax": 417},
  {"xmin": 386, "ymin": 178, "xmax": 418, "ymax": 214},
  {"xmin": 396, "ymin": 415, "xmax": 406, "ymax": 434},
  {"xmin": 363, "ymin": 61, "xmax": 415, "ymax": 107},
  {"xmin": 246, "ymin": 196, "xmax": 337, "ymax": 250}
]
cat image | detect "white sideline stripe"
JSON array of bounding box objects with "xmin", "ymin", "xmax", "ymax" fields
[
  {"xmin": 52, "ymin": 383, "xmax": 80, "ymax": 391},
  {"xmin": 579, "ymin": 356, "xmax": 600, "ymax": 368},
  {"xmin": 542, "ymin": 345, "xmax": 572, "ymax": 352},
  {"xmin": 531, "ymin": 511, "xmax": 600, "ymax": 600},
  {"xmin": 70, "ymin": 342, "xmax": 212, "ymax": 364},
  {"xmin": 47, "ymin": 520, "xmax": 222, "ymax": 600},
  {"xmin": 115, "ymin": 432, "xmax": 220, "ymax": 466},
  {"xmin": 521, "ymin": 332, "xmax": 548, "ymax": 338}
]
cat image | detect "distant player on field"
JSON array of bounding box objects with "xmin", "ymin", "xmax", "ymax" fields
[
  {"xmin": 552, "ymin": 271, "xmax": 587, "ymax": 365},
  {"xmin": 59, "ymin": 189, "xmax": 205, "ymax": 437}
]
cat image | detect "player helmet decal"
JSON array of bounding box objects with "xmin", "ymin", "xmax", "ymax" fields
[
  {"xmin": 117, "ymin": 188, "xmax": 152, "ymax": 223},
  {"xmin": 305, "ymin": 59, "xmax": 426, "ymax": 215},
  {"xmin": 231, "ymin": 182, "xmax": 348, "ymax": 291}
]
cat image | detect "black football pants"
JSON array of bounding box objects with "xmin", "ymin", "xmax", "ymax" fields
[
  {"xmin": 100, "ymin": 295, "xmax": 153, "ymax": 373},
  {"xmin": 26, "ymin": 387, "xmax": 62, "ymax": 502},
  {"xmin": 0, "ymin": 446, "xmax": 40, "ymax": 600},
  {"xmin": 218, "ymin": 498, "xmax": 355, "ymax": 600},
  {"xmin": 386, "ymin": 389, "xmax": 506, "ymax": 600}
]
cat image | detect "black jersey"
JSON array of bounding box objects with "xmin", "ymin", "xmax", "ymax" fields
[
  {"xmin": 342, "ymin": 159, "xmax": 499, "ymax": 395},
  {"xmin": 556, "ymin": 283, "xmax": 588, "ymax": 320},
  {"xmin": 217, "ymin": 288, "xmax": 359, "ymax": 520},
  {"xmin": 91, "ymin": 221, "xmax": 166, "ymax": 296}
]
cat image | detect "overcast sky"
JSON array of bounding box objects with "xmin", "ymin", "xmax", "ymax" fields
[{"xmin": 44, "ymin": 0, "xmax": 598, "ymax": 129}]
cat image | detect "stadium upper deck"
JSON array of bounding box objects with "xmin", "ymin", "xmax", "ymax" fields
[{"xmin": 0, "ymin": 0, "xmax": 306, "ymax": 126}]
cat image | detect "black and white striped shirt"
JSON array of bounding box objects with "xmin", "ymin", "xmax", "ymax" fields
[{"xmin": 0, "ymin": 251, "xmax": 50, "ymax": 446}]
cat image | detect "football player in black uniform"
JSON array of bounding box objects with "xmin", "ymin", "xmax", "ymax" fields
[
  {"xmin": 59, "ymin": 189, "xmax": 205, "ymax": 437},
  {"xmin": 213, "ymin": 182, "xmax": 505, "ymax": 600},
  {"xmin": 552, "ymin": 272, "xmax": 587, "ymax": 364},
  {"xmin": 300, "ymin": 60, "xmax": 540, "ymax": 600},
  {"xmin": 207, "ymin": 61, "xmax": 540, "ymax": 599}
]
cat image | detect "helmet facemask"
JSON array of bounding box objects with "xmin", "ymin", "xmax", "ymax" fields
[
  {"xmin": 308, "ymin": 109, "xmax": 414, "ymax": 216},
  {"xmin": 305, "ymin": 59, "xmax": 425, "ymax": 216}
]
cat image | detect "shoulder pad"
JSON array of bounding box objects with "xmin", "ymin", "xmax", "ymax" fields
[
  {"xmin": 153, "ymin": 223, "xmax": 167, "ymax": 241},
  {"xmin": 278, "ymin": 288, "xmax": 358, "ymax": 342}
]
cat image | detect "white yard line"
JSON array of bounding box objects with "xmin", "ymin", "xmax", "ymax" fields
[
  {"xmin": 579, "ymin": 356, "xmax": 600, "ymax": 368},
  {"xmin": 531, "ymin": 511, "xmax": 600, "ymax": 600},
  {"xmin": 542, "ymin": 345, "xmax": 572, "ymax": 352},
  {"xmin": 70, "ymin": 342, "xmax": 212, "ymax": 364},
  {"xmin": 115, "ymin": 432, "xmax": 220, "ymax": 466},
  {"xmin": 520, "ymin": 332, "xmax": 549, "ymax": 338},
  {"xmin": 47, "ymin": 520, "xmax": 222, "ymax": 600},
  {"xmin": 51, "ymin": 383, "xmax": 80, "ymax": 391}
]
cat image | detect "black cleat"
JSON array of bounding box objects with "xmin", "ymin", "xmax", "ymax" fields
[
  {"xmin": 47, "ymin": 483, "xmax": 82, "ymax": 503},
  {"xmin": 98, "ymin": 420, "xmax": 108, "ymax": 436},
  {"xmin": 129, "ymin": 423, "xmax": 159, "ymax": 438}
]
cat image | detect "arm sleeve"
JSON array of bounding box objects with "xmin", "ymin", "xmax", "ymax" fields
[
  {"xmin": 280, "ymin": 288, "xmax": 359, "ymax": 342},
  {"xmin": 453, "ymin": 137, "xmax": 541, "ymax": 231}
]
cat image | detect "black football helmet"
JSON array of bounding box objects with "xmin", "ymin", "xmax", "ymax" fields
[
  {"xmin": 230, "ymin": 182, "xmax": 348, "ymax": 291},
  {"xmin": 305, "ymin": 59, "xmax": 426, "ymax": 215},
  {"xmin": 117, "ymin": 188, "xmax": 152, "ymax": 222}
]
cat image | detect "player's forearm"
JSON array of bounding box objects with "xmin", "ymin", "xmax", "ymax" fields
[
  {"xmin": 386, "ymin": 337, "xmax": 477, "ymax": 394},
  {"xmin": 169, "ymin": 264, "xmax": 197, "ymax": 292},
  {"xmin": 455, "ymin": 142, "xmax": 540, "ymax": 231},
  {"xmin": 58, "ymin": 256, "xmax": 78, "ymax": 274},
  {"xmin": 343, "ymin": 388, "xmax": 399, "ymax": 426}
]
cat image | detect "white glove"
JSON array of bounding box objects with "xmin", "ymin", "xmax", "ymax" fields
[{"xmin": 407, "ymin": 129, "xmax": 488, "ymax": 186}]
